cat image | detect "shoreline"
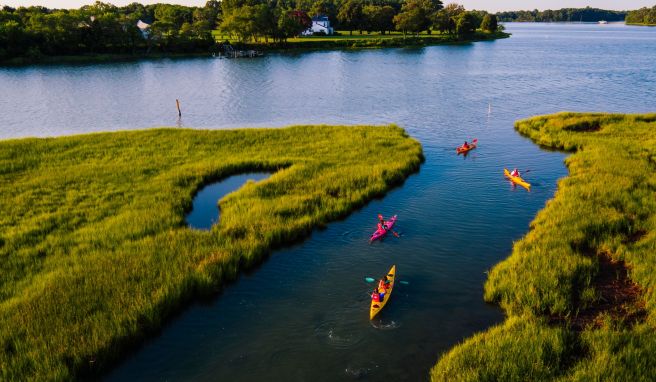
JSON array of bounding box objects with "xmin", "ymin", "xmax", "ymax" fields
[
  {"xmin": 0, "ymin": 31, "xmax": 509, "ymax": 67},
  {"xmin": 625, "ymin": 22, "xmax": 656, "ymax": 26}
]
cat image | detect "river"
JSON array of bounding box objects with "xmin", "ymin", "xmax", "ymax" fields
[{"xmin": 1, "ymin": 22, "xmax": 655, "ymax": 381}]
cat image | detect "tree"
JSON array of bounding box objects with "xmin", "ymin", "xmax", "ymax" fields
[
  {"xmin": 455, "ymin": 11, "xmax": 475, "ymax": 35},
  {"xmin": 432, "ymin": 9, "xmax": 452, "ymax": 33},
  {"xmin": 393, "ymin": 0, "xmax": 436, "ymax": 36},
  {"xmin": 193, "ymin": 0, "xmax": 221, "ymax": 30},
  {"xmin": 309, "ymin": 0, "xmax": 337, "ymax": 23},
  {"xmin": 220, "ymin": 5, "xmax": 261, "ymax": 42},
  {"xmin": 362, "ymin": 5, "xmax": 395, "ymax": 34},
  {"xmin": 337, "ymin": 0, "xmax": 363, "ymax": 35},
  {"xmin": 277, "ymin": 9, "xmax": 311, "ymax": 41},
  {"xmin": 394, "ymin": 6, "xmax": 427, "ymax": 35},
  {"xmin": 480, "ymin": 13, "xmax": 497, "ymax": 32}
]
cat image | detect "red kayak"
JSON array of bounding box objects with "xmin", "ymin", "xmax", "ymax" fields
[{"xmin": 370, "ymin": 215, "xmax": 397, "ymax": 242}]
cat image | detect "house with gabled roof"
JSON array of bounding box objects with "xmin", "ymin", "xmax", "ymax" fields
[{"xmin": 302, "ymin": 15, "xmax": 334, "ymax": 36}]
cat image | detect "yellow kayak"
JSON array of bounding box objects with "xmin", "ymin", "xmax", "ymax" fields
[
  {"xmin": 504, "ymin": 168, "xmax": 531, "ymax": 191},
  {"xmin": 370, "ymin": 265, "xmax": 396, "ymax": 320}
]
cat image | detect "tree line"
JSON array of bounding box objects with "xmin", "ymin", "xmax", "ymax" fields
[
  {"xmin": 0, "ymin": 1, "xmax": 500, "ymax": 61},
  {"xmin": 0, "ymin": 1, "xmax": 219, "ymax": 61},
  {"xmin": 220, "ymin": 1, "xmax": 499, "ymax": 42},
  {"xmin": 496, "ymin": 7, "xmax": 627, "ymax": 22},
  {"xmin": 625, "ymin": 6, "xmax": 656, "ymax": 25}
]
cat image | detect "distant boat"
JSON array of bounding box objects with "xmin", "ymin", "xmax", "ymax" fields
[{"xmin": 599, "ymin": 20, "xmax": 608, "ymax": 24}]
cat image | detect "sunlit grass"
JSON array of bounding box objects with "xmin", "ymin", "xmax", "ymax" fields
[
  {"xmin": 431, "ymin": 112, "xmax": 656, "ymax": 380},
  {"xmin": 0, "ymin": 125, "xmax": 422, "ymax": 380},
  {"xmin": 212, "ymin": 30, "xmax": 509, "ymax": 48}
]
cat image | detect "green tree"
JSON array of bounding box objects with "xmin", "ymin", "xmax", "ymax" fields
[
  {"xmin": 433, "ymin": 1, "xmax": 464, "ymax": 34},
  {"xmin": 393, "ymin": 0, "xmax": 439, "ymax": 35},
  {"xmin": 480, "ymin": 13, "xmax": 497, "ymax": 32},
  {"xmin": 309, "ymin": 0, "xmax": 337, "ymax": 23},
  {"xmin": 337, "ymin": 0, "xmax": 363, "ymax": 35},
  {"xmin": 362, "ymin": 5, "xmax": 396, "ymax": 34},
  {"xmin": 455, "ymin": 11, "xmax": 475, "ymax": 35},
  {"xmin": 277, "ymin": 9, "xmax": 311, "ymax": 41},
  {"xmin": 394, "ymin": 6, "xmax": 427, "ymax": 35},
  {"xmin": 220, "ymin": 5, "xmax": 259, "ymax": 42}
]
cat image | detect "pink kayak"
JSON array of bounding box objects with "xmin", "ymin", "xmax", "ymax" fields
[{"xmin": 370, "ymin": 215, "xmax": 397, "ymax": 242}]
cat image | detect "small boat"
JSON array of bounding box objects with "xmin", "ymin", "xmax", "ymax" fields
[
  {"xmin": 370, "ymin": 215, "xmax": 397, "ymax": 242},
  {"xmin": 456, "ymin": 139, "xmax": 478, "ymax": 154},
  {"xmin": 370, "ymin": 265, "xmax": 396, "ymax": 320},
  {"xmin": 504, "ymin": 168, "xmax": 531, "ymax": 191},
  {"xmin": 599, "ymin": 20, "xmax": 608, "ymax": 24}
]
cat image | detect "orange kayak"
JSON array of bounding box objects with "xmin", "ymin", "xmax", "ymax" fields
[{"xmin": 456, "ymin": 139, "xmax": 477, "ymax": 154}]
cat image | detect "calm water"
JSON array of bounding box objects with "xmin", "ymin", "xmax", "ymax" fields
[
  {"xmin": 2, "ymin": 23, "xmax": 655, "ymax": 381},
  {"xmin": 186, "ymin": 173, "xmax": 271, "ymax": 230}
]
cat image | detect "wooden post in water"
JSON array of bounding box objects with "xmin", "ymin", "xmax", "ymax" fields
[{"xmin": 176, "ymin": 99, "xmax": 182, "ymax": 117}]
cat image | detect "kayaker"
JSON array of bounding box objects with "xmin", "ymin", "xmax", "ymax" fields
[
  {"xmin": 371, "ymin": 288, "xmax": 381, "ymax": 302},
  {"xmin": 510, "ymin": 168, "xmax": 520, "ymax": 177},
  {"xmin": 377, "ymin": 215, "xmax": 388, "ymax": 230},
  {"xmin": 462, "ymin": 141, "xmax": 469, "ymax": 149},
  {"xmin": 378, "ymin": 276, "xmax": 390, "ymax": 291}
]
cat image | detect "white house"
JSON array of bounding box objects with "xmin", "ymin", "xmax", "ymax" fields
[
  {"xmin": 302, "ymin": 16, "xmax": 334, "ymax": 36},
  {"xmin": 136, "ymin": 20, "xmax": 151, "ymax": 38}
]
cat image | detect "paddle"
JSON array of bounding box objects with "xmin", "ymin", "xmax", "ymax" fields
[
  {"xmin": 365, "ymin": 277, "xmax": 409, "ymax": 285},
  {"xmin": 376, "ymin": 214, "xmax": 400, "ymax": 238}
]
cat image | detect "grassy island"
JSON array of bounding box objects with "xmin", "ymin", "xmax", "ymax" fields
[
  {"xmin": 0, "ymin": 125, "xmax": 422, "ymax": 380},
  {"xmin": 432, "ymin": 113, "xmax": 656, "ymax": 381}
]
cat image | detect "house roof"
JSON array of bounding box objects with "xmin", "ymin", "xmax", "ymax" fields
[
  {"xmin": 136, "ymin": 20, "xmax": 151, "ymax": 30},
  {"xmin": 312, "ymin": 15, "xmax": 329, "ymax": 22}
]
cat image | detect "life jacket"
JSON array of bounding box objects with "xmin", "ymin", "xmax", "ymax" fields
[{"xmin": 371, "ymin": 292, "xmax": 380, "ymax": 302}]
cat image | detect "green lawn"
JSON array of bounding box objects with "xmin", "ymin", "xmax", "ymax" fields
[
  {"xmin": 212, "ymin": 29, "xmax": 509, "ymax": 49},
  {"xmin": 431, "ymin": 113, "xmax": 656, "ymax": 381},
  {"xmin": 0, "ymin": 125, "xmax": 422, "ymax": 380}
]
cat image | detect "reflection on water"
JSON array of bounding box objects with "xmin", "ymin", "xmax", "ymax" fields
[{"xmin": 1, "ymin": 23, "xmax": 655, "ymax": 382}]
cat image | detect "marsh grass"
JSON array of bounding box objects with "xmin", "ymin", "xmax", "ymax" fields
[
  {"xmin": 0, "ymin": 125, "xmax": 422, "ymax": 380},
  {"xmin": 431, "ymin": 112, "xmax": 656, "ymax": 381}
]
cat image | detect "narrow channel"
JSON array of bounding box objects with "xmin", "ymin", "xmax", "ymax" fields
[{"xmin": 186, "ymin": 173, "xmax": 272, "ymax": 230}]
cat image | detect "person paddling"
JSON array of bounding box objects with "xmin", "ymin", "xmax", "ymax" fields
[
  {"xmin": 510, "ymin": 168, "xmax": 520, "ymax": 177},
  {"xmin": 371, "ymin": 287, "xmax": 381, "ymax": 302},
  {"xmin": 462, "ymin": 141, "xmax": 469, "ymax": 149},
  {"xmin": 376, "ymin": 214, "xmax": 400, "ymax": 238},
  {"xmin": 378, "ymin": 277, "xmax": 387, "ymax": 291}
]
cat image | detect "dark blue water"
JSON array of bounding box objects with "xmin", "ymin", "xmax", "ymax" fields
[
  {"xmin": 1, "ymin": 22, "xmax": 655, "ymax": 381},
  {"xmin": 186, "ymin": 173, "xmax": 271, "ymax": 230}
]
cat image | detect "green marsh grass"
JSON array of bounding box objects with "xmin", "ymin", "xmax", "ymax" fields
[
  {"xmin": 0, "ymin": 125, "xmax": 422, "ymax": 380},
  {"xmin": 432, "ymin": 113, "xmax": 656, "ymax": 381}
]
